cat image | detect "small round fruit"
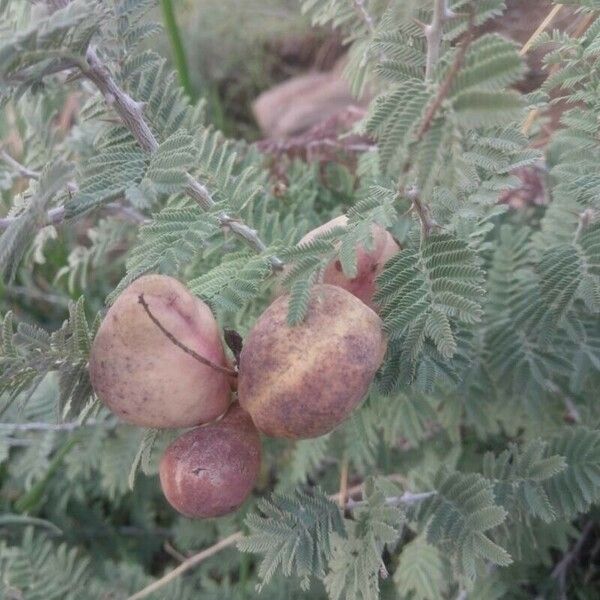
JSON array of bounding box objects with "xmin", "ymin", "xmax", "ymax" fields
[
  {"xmin": 297, "ymin": 215, "xmax": 399, "ymax": 309},
  {"xmin": 159, "ymin": 405, "xmax": 261, "ymax": 518},
  {"xmin": 89, "ymin": 274, "xmax": 230, "ymax": 428},
  {"xmin": 238, "ymin": 284, "xmax": 387, "ymax": 439}
]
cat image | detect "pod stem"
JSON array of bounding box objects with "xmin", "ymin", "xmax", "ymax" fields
[{"xmin": 138, "ymin": 294, "xmax": 238, "ymax": 378}]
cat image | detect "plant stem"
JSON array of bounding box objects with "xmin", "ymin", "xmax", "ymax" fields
[
  {"xmin": 126, "ymin": 474, "xmax": 429, "ymax": 600},
  {"xmin": 127, "ymin": 532, "xmax": 244, "ymax": 600},
  {"xmin": 417, "ymin": 19, "xmax": 475, "ymax": 142},
  {"xmin": 0, "ymin": 419, "xmax": 116, "ymax": 432},
  {"xmin": 519, "ymin": 4, "xmax": 563, "ymax": 57},
  {"xmin": 551, "ymin": 521, "xmax": 595, "ymax": 597},
  {"xmin": 160, "ymin": 0, "xmax": 195, "ymax": 100},
  {"xmin": 521, "ymin": 7, "xmax": 594, "ymax": 135},
  {"xmin": 0, "ymin": 149, "xmax": 40, "ymax": 180},
  {"xmin": 338, "ymin": 456, "xmax": 349, "ymax": 508},
  {"xmin": 82, "ymin": 46, "xmax": 284, "ymax": 271},
  {"xmin": 424, "ymin": 0, "xmax": 448, "ymax": 81},
  {"xmin": 137, "ymin": 293, "xmax": 238, "ymax": 378},
  {"xmin": 400, "ymin": 8, "xmax": 474, "ymax": 238},
  {"xmin": 345, "ymin": 490, "xmax": 436, "ymax": 510},
  {"xmin": 353, "ymin": 0, "xmax": 375, "ymax": 33},
  {"xmin": 0, "ymin": 206, "xmax": 65, "ymax": 230},
  {"xmin": 0, "ymin": 201, "xmax": 147, "ymax": 231}
]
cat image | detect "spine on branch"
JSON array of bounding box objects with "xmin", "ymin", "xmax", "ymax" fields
[{"xmin": 82, "ymin": 47, "xmax": 284, "ymax": 271}]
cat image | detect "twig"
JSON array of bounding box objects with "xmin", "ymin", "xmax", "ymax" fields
[
  {"xmin": 563, "ymin": 396, "xmax": 581, "ymax": 424},
  {"xmin": 353, "ymin": 0, "xmax": 376, "ymax": 34},
  {"xmin": 0, "ymin": 149, "xmax": 40, "ymax": 180},
  {"xmin": 103, "ymin": 202, "xmax": 149, "ymax": 225},
  {"xmin": 338, "ymin": 457, "xmax": 349, "ymax": 509},
  {"xmin": 0, "ymin": 201, "xmax": 147, "ymax": 231},
  {"xmin": 0, "ymin": 205, "xmax": 65, "ymax": 230},
  {"xmin": 163, "ymin": 540, "xmax": 189, "ymax": 563},
  {"xmin": 575, "ymin": 208, "xmax": 595, "ymax": 242},
  {"xmin": 345, "ymin": 490, "xmax": 436, "ymax": 510},
  {"xmin": 407, "ymin": 187, "xmax": 438, "ymax": 237},
  {"xmin": 417, "ymin": 12, "xmax": 475, "ymax": 142},
  {"xmin": 82, "ymin": 47, "xmax": 284, "ymax": 272},
  {"xmin": 521, "ymin": 8, "xmax": 595, "ymax": 135},
  {"xmin": 4, "ymin": 284, "xmax": 71, "ymax": 307},
  {"xmin": 0, "ymin": 419, "xmax": 116, "ymax": 432},
  {"xmin": 519, "ymin": 4, "xmax": 563, "ymax": 57},
  {"xmin": 0, "ymin": 151, "xmax": 146, "ymax": 230},
  {"xmin": 127, "ymin": 474, "xmax": 416, "ymax": 599},
  {"xmin": 0, "ymin": 38, "xmax": 284, "ymax": 271},
  {"xmin": 424, "ymin": 0, "xmax": 454, "ymax": 81},
  {"xmin": 83, "ymin": 47, "xmax": 158, "ymax": 154},
  {"xmin": 551, "ymin": 521, "xmax": 594, "ymax": 599},
  {"xmin": 126, "ymin": 532, "xmax": 244, "ymax": 600},
  {"xmin": 519, "ymin": 4, "xmax": 563, "ymax": 135},
  {"xmin": 544, "ymin": 380, "xmax": 582, "ymax": 424},
  {"xmin": 137, "ymin": 293, "xmax": 238, "ymax": 378},
  {"xmin": 398, "ymin": 8, "xmax": 474, "ymax": 238}
]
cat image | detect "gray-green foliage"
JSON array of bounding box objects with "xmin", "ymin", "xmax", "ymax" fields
[
  {"xmin": 1, "ymin": 0, "xmax": 600, "ymax": 599},
  {"xmin": 239, "ymin": 488, "xmax": 345, "ymax": 590}
]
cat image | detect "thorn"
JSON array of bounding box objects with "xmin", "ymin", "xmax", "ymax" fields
[
  {"xmin": 580, "ymin": 208, "xmax": 595, "ymax": 227},
  {"xmin": 443, "ymin": 8, "xmax": 457, "ymax": 20},
  {"xmin": 412, "ymin": 17, "xmax": 427, "ymax": 31}
]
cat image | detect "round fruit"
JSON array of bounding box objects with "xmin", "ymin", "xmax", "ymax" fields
[
  {"xmin": 297, "ymin": 215, "xmax": 399, "ymax": 309},
  {"xmin": 159, "ymin": 405, "xmax": 261, "ymax": 518},
  {"xmin": 238, "ymin": 284, "xmax": 387, "ymax": 439},
  {"xmin": 89, "ymin": 274, "xmax": 230, "ymax": 428}
]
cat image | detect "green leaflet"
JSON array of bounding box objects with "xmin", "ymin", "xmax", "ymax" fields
[{"xmin": 239, "ymin": 488, "xmax": 345, "ymax": 591}]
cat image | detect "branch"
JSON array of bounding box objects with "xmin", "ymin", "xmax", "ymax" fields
[
  {"xmin": 0, "ymin": 419, "xmax": 116, "ymax": 432},
  {"xmin": 137, "ymin": 293, "xmax": 238, "ymax": 378},
  {"xmin": 552, "ymin": 521, "xmax": 594, "ymax": 599},
  {"xmin": 575, "ymin": 208, "xmax": 596, "ymax": 242},
  {"xmin": 0, "ymin": 205, "xmax": 65, "ymax": 231},
  {"xmin": 0, "ymin": 201, "xmax": 147, "ymax": 231},
  {"xmin": 417, "ymin": 13, "xmax": 475, "ymax": 142},
  {"xmin": 338, "ymin": 456, "xmax": 349, "ymax": 508},
  {"xmin": 83, "ymin": 47, "xmax": 158, "ymax": 153},
  {"xmin": 126, "ymin": 532, "xmax": 244, "ymax": 600},
  {"xmin": 345, "ymin": 490, "xmax": 436, "ymax": 510},
  {"xmin": 82, "ymin": 47, "xmax": 284, "ymax": 271},
  {"xmin": 407, "ymin": 186, "xmax": 437, "ymax": 237},
  {"xmin": 399, "ymin": 8, "xmax": 474, "ymax": 238},
  {"xmin": 4, "ymin": 284, "xmax": 70, "ymax": 307},
  {"xmin": 519, "ymin": 4, "xmax": 563, "ymax": 58},
  {"xmin": 126, "ymin": 473, "xmax": 418, "ymax": 599},
  {"xmin": 353, "ymin": 0, "xmax": 376, "ymax": 34},
  {"xmin": 521, "ymin": 9, "xmax": 594, "ymax": 135},
  {"xmin": 0, "ymin": 146, "xmax": 147, "ymax": 230},
  {"xmin": 0, "ymin": 149, "xmax": 40, "ymax": 180},
  {"xmin": 424, "ymin": 0, "xmax": 454, "ymax": 81}
]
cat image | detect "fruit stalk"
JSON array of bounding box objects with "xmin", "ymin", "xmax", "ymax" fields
[{"xmin": 138, "ymin": 293, "xmax": 237, "ymax": 378}]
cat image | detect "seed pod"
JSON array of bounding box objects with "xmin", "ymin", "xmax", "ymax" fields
[
  {"xmin": 238, "ymin": 284, "xmax": 387, "ymax": 439},
  {"xmin": 159, "ymin": 405, "xmax": 261, "ymax": 518},
  {"xmin": 90, "ymin": 275, "xmax": 230, "ymax": 428}
]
